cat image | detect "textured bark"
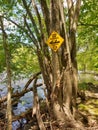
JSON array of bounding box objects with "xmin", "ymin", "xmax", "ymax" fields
[
  {"xmin": 40, "ymin": 0, "xmax": 50, "ymax": 36},
  {"xmin": 67, "ymin": 0, "xmax": 81, "ymax": 113},
  {"xmin": 32, "ymin": 78, "xmax": 46, "ymax": 130},
  {"xmin": 0, "ymin": 16, "xmax": 12, "ymax": 130},
  {"xmin": 48, "ymin": 0, "xmax": 82, "ymax": 128},
  {"xmin": 50, "ymin": 0, "xmax": 64, "ymax": 123}
]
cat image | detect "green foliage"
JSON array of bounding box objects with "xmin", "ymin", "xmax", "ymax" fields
[
  {"xmin": 78, "ymin": 104, "xmax": 88, "ymax": 111},
  {"xmin": 77, "ymin": 0, "xmax": 98, "ymax": 72},
  {"xmin": 0, "ymin": 43, "xmax": 6, "ymax": 72},
  {"xmin": 0, "ymin": 41, "xmax": 40, "ymax": 76},
  {"xmin": 0, "ymin": 0, "xmax": 40, "ymax": 77},
  {"xmin": 0, "ymin": 0, "xmax": 15, "ymax": 11},
  {"xmin": 77, "ymin": 46, "xmax": 98, "ymax": 71},
  {"xmin": 78, "ymin": 99, "xmax": 98, "ymax": 116},
  {"xmin": 11, "ymin": 43, "xmax": 40, "ymax": 76},
  {"xmin": 78, "ymin": 82, "xmax": 88, "ymax": 90}
]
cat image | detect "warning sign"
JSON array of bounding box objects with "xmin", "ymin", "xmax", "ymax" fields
[{"xmin": 46, "ymin": 31, "xmax": 64, "ymax": 52}]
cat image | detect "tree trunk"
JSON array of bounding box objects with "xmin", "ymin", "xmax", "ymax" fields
[
  {"xmin": 47, "ymin": 0, "xmax": 82, "ymax": 128},
  {"xmin": 0, "ymin": 16, "xmax": 12, "ymax": 130},
  {"xmin": 50, "ymin": 0, "xmax": 72, "ymax": 121},
  {"xmin": 23, "ymin": 0, "xmax": 82, "ymax": 128}
]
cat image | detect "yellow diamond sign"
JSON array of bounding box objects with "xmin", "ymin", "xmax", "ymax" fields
[{"xmin": 46, "ymin": 31, "xmax": 64, "ymax": 52}]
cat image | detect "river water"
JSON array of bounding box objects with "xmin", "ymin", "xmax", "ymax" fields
[{"xmin": 0, "ymin": 72, "xmax": 45, "ymax": 130}]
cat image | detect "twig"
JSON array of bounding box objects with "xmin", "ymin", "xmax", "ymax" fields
[
  {"xmin": 0, "ymin": 83, "xmax": 42, "ymax": 104},
  {"xmin": 23, "ymin": 71, "xmax": 41, "ymax": 90}
]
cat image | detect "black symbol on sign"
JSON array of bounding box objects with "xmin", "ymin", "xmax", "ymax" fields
[
  {"xmin": 52, "ymin": 34, "xmax": 56, "ymax": 38},
  {"xmin": 50, "ymin": 40, "xmax": 60, "ymax": 44},
  {"xmin": 53, "ymin": 45, "xmax": 57, "ymax": 51}
]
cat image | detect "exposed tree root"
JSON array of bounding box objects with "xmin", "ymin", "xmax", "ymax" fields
[{"xmin": 78, "ymin": 90, "xmax": 98, "ymax": 101}]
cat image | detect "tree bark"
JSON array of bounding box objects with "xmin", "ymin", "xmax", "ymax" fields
[
  {"xmin": 32, "ymin": 78, "xmax": 46, "ymax": 130},
  {"xmin": 0, "ymin": 16, "xmax": 12, "ymax": 130},
  {"xmin": 48, "ymin": 0, "xmax": 83, "ymax": 128}
]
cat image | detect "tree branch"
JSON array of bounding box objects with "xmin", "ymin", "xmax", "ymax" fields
[
  {"xmin": 24, "ymin": 16, "xmax": 39, "ymax": 47},
  {"xmin": 40, "ymin": 0, "xmax": 50, "ymax": 36},
  {"xmin": 0, "ymin": 83, "xmax": 42, "ymax": 104},
  {"xmin": 66, "ymin": 0, "xmax": 74, "ymax": 31},
  {"xmin": 32, "ymin": 0, "xmax": 44, "ymax": 49},
  {"xmin": 12, "ymin": 108, "xmax": 32, "ymax": 121},
  {"xmin": 73, "ymin": 0, "xmax": 81, "ymax": 31},
  {"xmin": 3, "ymin": 16, "xmax": 35, "ymax": 43},
  {"xmin": 23, "ymin": 71, "xmax": 41, "ymax": 91},
  {"xmin": 59, "ymin": 0, "xmax": 72, "ymax": 69},
  {"xmin": 79, "ymin": 22, "xmax": 98, "ymax": 27},
  {"xmin": 67, "ymin": 0, "xmax": 81, "ymax": 32},
  {"xmin": 22, "ymin": 0, "xmax": 41, "ymax": 42}
]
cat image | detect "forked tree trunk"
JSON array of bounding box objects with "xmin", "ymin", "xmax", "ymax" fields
[
  {"xmin": 40, "ymin": 0, "xmax": 82, "ymax": 128},
  {"xmin": 50, "ymin": 0, "xmax": 73, "ymax": 122},
  {"xmin": 0, "ymin": 16, "xmax": 12, "ymax": 130},
  {"xmin": 23, "ymin": 0, "xmax": 82, "ymax": 128}
]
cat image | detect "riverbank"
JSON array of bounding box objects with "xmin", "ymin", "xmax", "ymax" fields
[{"xmin": 0, "ymin": 72, "xmax": 98, "ymax": 129}]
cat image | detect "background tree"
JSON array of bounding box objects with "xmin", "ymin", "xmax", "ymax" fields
[{"xmin": 0, "ymin": 16, "xmax": 12, "ymax": 130}]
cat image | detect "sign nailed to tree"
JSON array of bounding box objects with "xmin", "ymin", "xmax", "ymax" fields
[{"xmin": 46, "ymin": 31, "xmax": 64, "ymax": 52}]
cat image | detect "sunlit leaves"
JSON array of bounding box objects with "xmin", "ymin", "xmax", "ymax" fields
[
  {"xmin": 0, "ymin": 0, "xmax": 15, "ymax": 11},
  {"xmin": 80, "ymin": 0, "xmax": 98, "ymax": 24},
  {"xmin": 11, "ymin": 44, "xmax": 40, "ymax": 76},
  {"xmin": 77, "ymin": 0, "xmax": 98, "ymax": 71}
]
